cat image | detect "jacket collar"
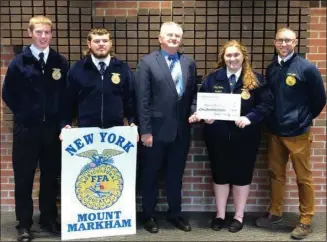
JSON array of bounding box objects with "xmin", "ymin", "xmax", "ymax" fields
[
  {"xmin": 22, "ymin": 45, "xmax": 59, "ymax": 68},
  {"xmin": 83, "ymin": 54, "xmax": 121, "ymax": 70},
  {"xmin": 272, "ymin": 53, "xmax": 298, "ymax": 67},
  {"xmin": 215, "ymin": 67, "xmax": 227, "ymax": 81}
]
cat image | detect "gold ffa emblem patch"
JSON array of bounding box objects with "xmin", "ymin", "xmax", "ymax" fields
[
  {"xmin": 52, "ymin": 68, "xmax": 62, "ymax": 80},
  {"xmin": 285, "ymin": 75, "xmax": 296, "ymax": 86},
  {"xmin": 241, "ymin": 89, "xmax": 251, "ymax": 100},
  {"xmin": 75, "ymin": 149, "xmax": 124, "ymax": 210},
  {"xmin": 111, "ymin": 73, "xmax": 121, "ymax": 84}
]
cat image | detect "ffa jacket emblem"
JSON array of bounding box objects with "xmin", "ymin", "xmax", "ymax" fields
[
  {"xmin": 52, "ymin": 68, "xmax": 62, "ymax": 80},
  {"xmin": 286, "ymin": 75, "xmax": 296, "ymax": 86},
  {"xmin": 111, "ymin": 73, "xmax": 121, "ymax": 84},
  {"xmin": 241, "ymin": 89, "xmax": 251, "ymax": 100},
  {"xmin": 74, "ymin": 149, "xmax": 124, "ymax": 210}
]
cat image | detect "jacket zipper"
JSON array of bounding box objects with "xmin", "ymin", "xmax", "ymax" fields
[
  {"xmin": 42, "ymin": 70, "xmax": 46, "ymax": 122},
  {"xmin": 101, "ymin": 75, "xmax": 104, "ymax": 128}
]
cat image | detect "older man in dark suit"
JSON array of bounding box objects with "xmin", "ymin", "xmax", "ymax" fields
[{"xmin": 135, "ymin": 22, "xmax": 197, "ymax": 233}]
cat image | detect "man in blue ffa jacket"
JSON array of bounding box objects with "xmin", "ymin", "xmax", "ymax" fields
[
  {"xmin": 2, "ymin": 16, "xmax": 69, "ymax": 242},
  {"xmin": 256, "ymin": 27, "xmax": 326, "ymax": 240},
  {"xmin": 135, "ymin": 22, "xmax": 197, "ymax": 233},
  {"xmin": 60, "ymin": 27, "xmax": 135, "ymax": 130}
]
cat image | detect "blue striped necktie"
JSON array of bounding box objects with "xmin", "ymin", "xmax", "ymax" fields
[
  {"xmin": 99, "ymin": 62, "xmax": 106, "ymax": 76},
  {"xmin": 229, "ymin": 74, "xmax": 236, "ymax": 92},
  {"xmin": 168, "ymin": 55, "xmax": 183, "ymax": 97}
]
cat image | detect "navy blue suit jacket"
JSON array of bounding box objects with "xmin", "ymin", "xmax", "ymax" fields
[{"xmin": 135, "ymin": 50, "xmax": 197, "ymax": 142}]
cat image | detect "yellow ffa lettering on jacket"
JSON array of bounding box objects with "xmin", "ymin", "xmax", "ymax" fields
[
  {"xmin": 52, "ymin": 68, "xmax": 61, "ymax": 80},
  {"xmin": 111, "ymin": 73, "xmax": 121, "ymax": 84},
  {"xmin": 241, "ymin": 89, "xmax": 251, "ymax": 100},
  {"xmin": 285, "ymin": 74, "xmax": 296, "ymax": 86}
]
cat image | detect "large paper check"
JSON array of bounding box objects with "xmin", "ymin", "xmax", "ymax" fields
[{"xmin": 196, "ymin": 93, "xmax": 241, "ymax": 121}]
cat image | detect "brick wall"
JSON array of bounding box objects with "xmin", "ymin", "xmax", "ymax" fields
[{"xmin": 1, "ymin": 0, "xmax": 326, "ymax": 212}]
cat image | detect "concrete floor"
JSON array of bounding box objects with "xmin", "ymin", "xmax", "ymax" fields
[{"xmin": 1, "ymin": 211, "xmax": 326, "ymax": 241}]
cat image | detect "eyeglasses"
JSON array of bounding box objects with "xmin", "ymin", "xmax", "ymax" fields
[{"xmin": 275, "ymin": 38, "xmax": 296, "ymax": 44}]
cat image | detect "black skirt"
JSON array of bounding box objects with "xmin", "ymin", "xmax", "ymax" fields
[{"xmin": 204, "ymin": 125, "xmax": 261, "ymax": 186}]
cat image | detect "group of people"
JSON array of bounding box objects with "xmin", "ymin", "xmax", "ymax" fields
[{"xmin": 2, "ymin": 15, "xmax": 325, "ymax": 242}]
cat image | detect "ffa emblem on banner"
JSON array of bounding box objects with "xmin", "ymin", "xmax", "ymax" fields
[
  {"xmin": 52, "ymin": 68, "xmax": 62, "ymax": 80},
  {"xmin": 111, "ymin": 73, "xmax": 121, "ymax": 84},
  {"xmin": 75, "ymin": 149, "xmax": 124, "ymax": 210},
  {"xmin": 285, "ymin": 74, "xmax": 296, "ymax": 86},
  {"xmin": 241, "ymin": 89, "xmax": 251, "ymax": 100}
]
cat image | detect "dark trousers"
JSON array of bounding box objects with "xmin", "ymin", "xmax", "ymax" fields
[
  {"xmin": 139, "ymin": 133, "xmax": 190, "ymax": 219},
  {"xmin": 12, "ymin": 122, "xmax": 61, "ymax": 229}
]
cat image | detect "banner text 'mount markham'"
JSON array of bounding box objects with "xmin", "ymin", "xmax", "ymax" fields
[{"xmin": 67, "ymin": 211, "xmax": 132, "ymax": 232}]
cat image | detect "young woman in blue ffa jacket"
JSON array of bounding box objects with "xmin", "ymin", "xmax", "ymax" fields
[
  {"xmin": 2, "ymin": 16, "xmax": 69, "ymax": 242},
  {"xmin": 60, "ymin": 28, "xmax": 136, "ymax": 132},
  {"xmin": 189, "ymin": 40, "xmax": 274, "ymax": 233}
]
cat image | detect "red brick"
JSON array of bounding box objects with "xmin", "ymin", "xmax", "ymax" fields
[
  {"xmin": 1, "ymin": 183, "xmax": 14, "ymax": 190},
  {"xmin": 311, "ymin": 8, "xmax": 327, "ymax": 16},
  {"xmin": 307, "ymin": 53, "xmax": 326, "ymax": 61},
  {"xmin": 318, "ymin": 47, "xmax": 327, "ymax": 53},
  {"xmin": 193, "ymin": 184, "xmax": 212, "ymax": 190},
  {"xmin": 308, "ymin": 46, "xmax": 318, "ymax": 53},
  {"xmin": 313, "ymin": 163, "xmax": 327, "ymax": 170},
  {"xmin": 105, "ymin": 9, "xmax": 127, "ymax": 16},
  {"xmin": 308, "ymin": 39, "xmax": 327, "ymax": 46},
  {"xmin": 1, "ymin": 198, "xmax": 15, "ymax": 204},
  {"xmin": 1, "ymin": 67, "xmax": 8, "ymax": 75},
  {"xmin": 319, "ymin": 31, "xmax": 326, "ymax": 39},
  {"xmin": 320, "ymin": 17, "xmax": 326, "ymax": 24},
  {"xmin": 127, "ymin": 9, "xmax": 137, "ymax": 16},
  {"xmin": 0, "ymin": 54, "xmax": 14, "ymax": 61},
  {"xmin": 116, "ymin": 1, "xmax": 137, "ymax": 8},
  {"xmin": 204, "ymin": 176, "xmax": 213, "ymax": 183},
  {"xmin": 139, "ymin": 2, "xmax": 160, "ymax": 9},
  {"xmin": 185, "ymin": 162, "xmax": 203, "ymax": 169},
  {"xmin": 309, "ymin": 23, "xmax": 326, "ymax": 31},
  {"xmin": 313, "ymin": 177, "xmax": 327, "ymax": 184},
  {"xmin": 161, "ymin": 1, "xmax": 172, "ymax": 9},
  {"xmin": 311, "ymin": 141, "xmax": 326, "ymax": 149},
  {"xmin": 204, "ymin": 190, "xmax": 214, "ymax": 197},
  {"xmin": 193, "ymin": 169, "xmax": 212, "ymax": 176},
  {"xmin": 310, "ymin": 16, "xmax": 319, "ymax": 23},
  {"xmin": 183, "ymin": 177, "xmax": 203, "ymax": 183},
  {"xmin": 95, "ymin": 8, "xmax": 105, "ymax": 16},
  {"xmin": 183, "ymin": 191, "xmax": 203, "ymax": 197},
  {"xmin": 319, "ymin": 69, "xmax": 326, "ymax": 75},
  {"xmin": 94, "ymin": 2, "xmax": 115, "ymax": 8},
  {"xmin": 0, "ymin": 170, "xmax": 14, "ymax": 176}
]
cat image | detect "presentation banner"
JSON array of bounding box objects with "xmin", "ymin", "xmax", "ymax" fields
[{"xmin": 61, "ymin": 126, "xmax": 138, "ymax": 240}]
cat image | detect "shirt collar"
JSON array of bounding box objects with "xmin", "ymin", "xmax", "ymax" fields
[
  {"xmin": 29, "ymin": 44, "xmax": 50, "ymax": 63},
  {"xmin": 161, "ymin": 49, "xmax": 178, "ymax": 61},
  {"xmin": 91, "ymin": 54, "xmax": 111, "ymax": 70},
  {"xmin": 278, "ymin": 51, "xmax": 294, "ymax": 65},
  {"xmin": 226, "ymin": 68, "xmax": 242, "ymax": 82}
]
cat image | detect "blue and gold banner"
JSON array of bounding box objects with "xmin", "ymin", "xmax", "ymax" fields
[{"xmin": 61, "ymin": 126, "xmax": 138, "ymax": 240}]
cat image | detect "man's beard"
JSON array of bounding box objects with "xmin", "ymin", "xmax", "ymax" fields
[{"xmin": 90, "ymin": 48, "xmax": 110, "ymax": 59}]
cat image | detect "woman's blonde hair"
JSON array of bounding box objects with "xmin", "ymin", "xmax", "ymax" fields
[
  {"xmin": 204, "ymin": 40, "xmax": 259, "ymax": 90},
  {"xmin": 28, "ymin": 15, "xmax": 52, "ymax": 31},
  {"xmin": 83, "ymin": 27, "xmax": 115, "ymax": 57}
]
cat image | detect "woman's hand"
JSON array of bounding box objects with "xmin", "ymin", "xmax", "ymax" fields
[{"xmin": 235, "ymin": 116, "xmax": 251, "ymax": 128}]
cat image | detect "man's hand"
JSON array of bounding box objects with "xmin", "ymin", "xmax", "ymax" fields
[
  {"xmin": 188, "ymin": 112, "xmax": 201, "ymax": 123},
  {"xmin": 141, "ymin": 133, "xmax": 153, "ymax": 147},
  {"xmin": 59, "ymin": 125, "xmax": 72, "ymax": 141},
  {"xmin": 235, "ymin": 116, "xmax": 251, "ymax": 128}
]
